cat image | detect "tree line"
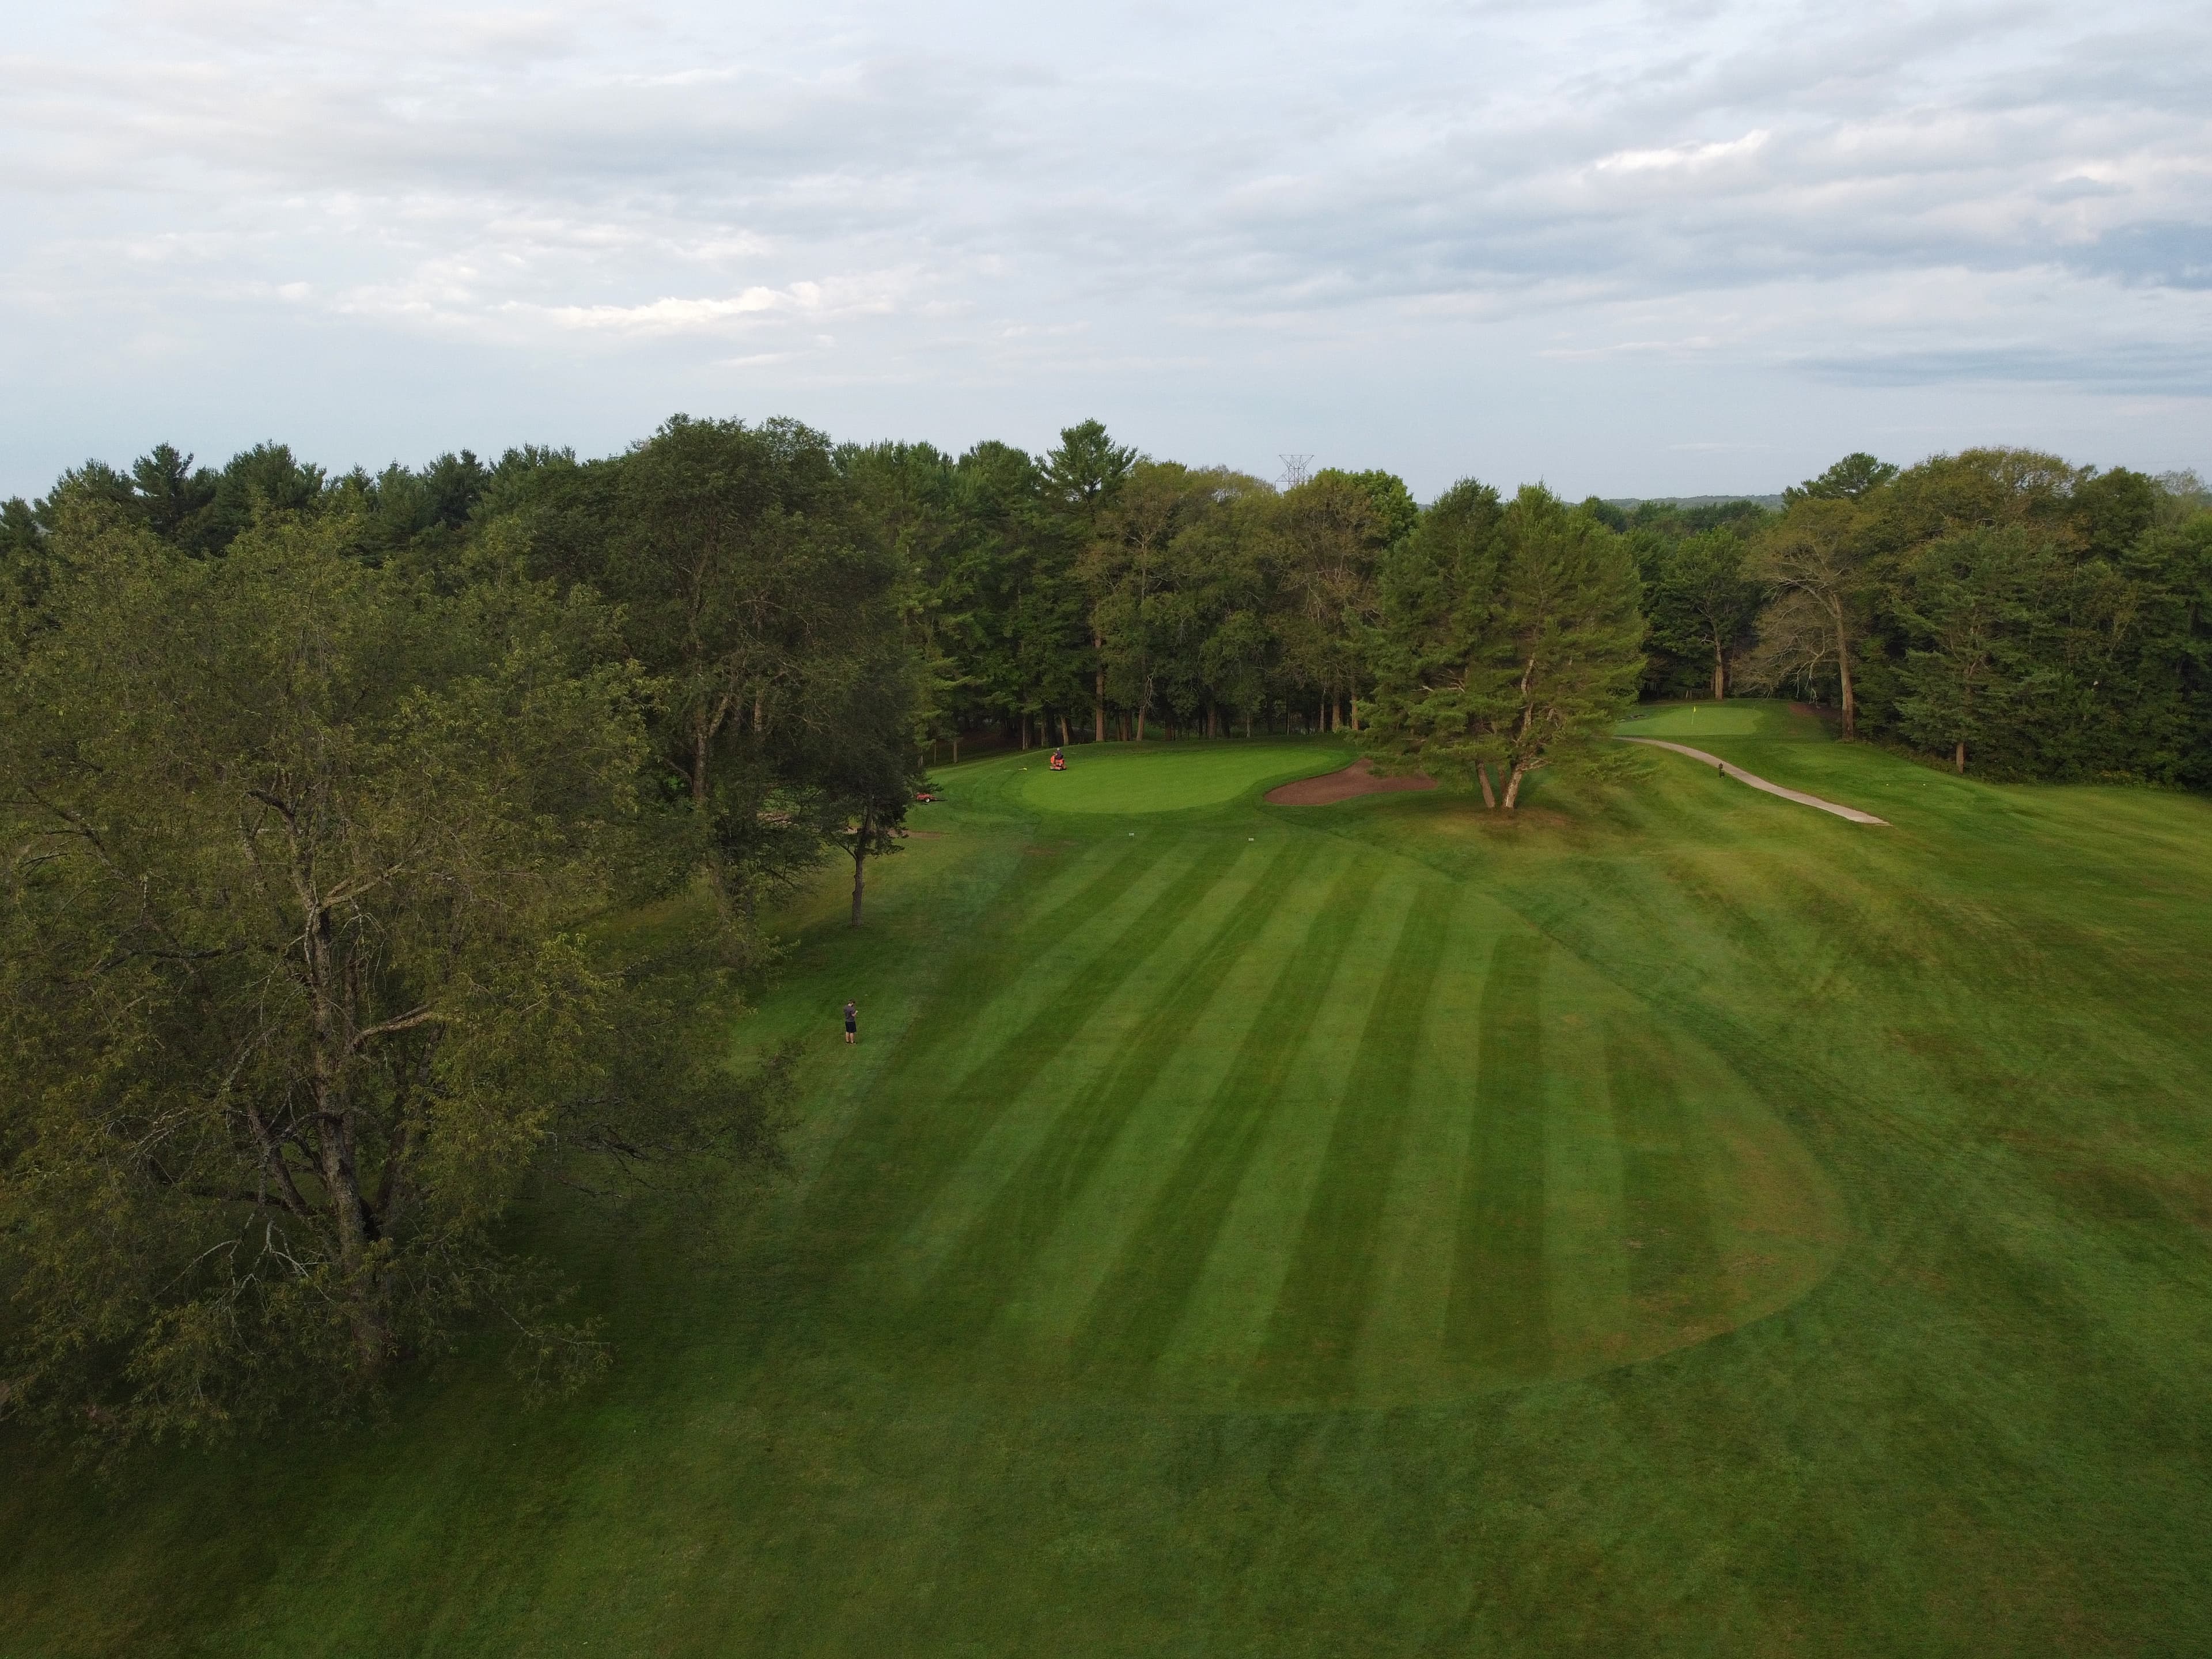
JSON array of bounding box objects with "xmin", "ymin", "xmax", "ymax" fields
[
  {"xmin": 1599, "ymin": 450, "xmax": 2212, "ymax": 782},
  {"xmin": 5, "ymin": 416, "xmax": 2207, "ymax": 1442},
  {"xmin": 18, "ymin": 426, "xmax": 2202, "ymax": 786}
]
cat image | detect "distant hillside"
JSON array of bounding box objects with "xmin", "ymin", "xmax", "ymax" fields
[{"xmin": 1604, "ymin": 494, "xmax": 1786, "ymax": 512}]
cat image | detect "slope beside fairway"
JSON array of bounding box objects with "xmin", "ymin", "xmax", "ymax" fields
[
  {"xmin": 1619, "ymin": 737, "xmax": 1889, "ymax": 823},
  {"xmin": 5, "ymin": 711, "xmax": 2211, "ymax": 1657}
]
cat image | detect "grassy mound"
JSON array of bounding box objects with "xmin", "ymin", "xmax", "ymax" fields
[{"xmin": 6, "ymin": 703, "xmax": 2211, "ymax": 1654}]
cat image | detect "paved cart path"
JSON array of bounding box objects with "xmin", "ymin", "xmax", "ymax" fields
[{"xmin": 1617, "ymin": 737, "xmax": 1889, "ymax": 825}]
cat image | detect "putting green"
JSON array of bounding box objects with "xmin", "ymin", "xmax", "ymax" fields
[
  {"xmin": 1015, "ymin": 740, "xmax": 1346, "ymax": 815},
  {"xmin": 1617, "ymin": 700, "xmax": 1824, "ymax": 740}
]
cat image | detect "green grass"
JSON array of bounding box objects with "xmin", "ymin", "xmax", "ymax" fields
[
  {"xmin": 1616, "ymin": 699, "xmax": 1828, "ymax": 740},
  {"xmin": 1009, "ymin": 735, "xmax": 1346, "ymax": 813},
  {"xmin": 5, "ymin": 703, "xmax": 2211, "ymax": 1655}
]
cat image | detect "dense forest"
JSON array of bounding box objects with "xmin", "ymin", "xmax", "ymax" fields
[
  {"xmin": 9, "ymin": 423, "xmax": 2209, "ymax": 783},
  {"xmin": 4, "ymin": 415, "xmax": 2210, "ymax": 1441}
]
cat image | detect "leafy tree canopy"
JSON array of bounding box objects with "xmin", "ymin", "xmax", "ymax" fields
[{"xmin": 1, "ymin": 513, "xmax": 787, "ymax": 1444}]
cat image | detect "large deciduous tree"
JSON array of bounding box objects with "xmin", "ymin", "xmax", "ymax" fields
[
  {"xmin": 522, "ymin": 415, "xmax": 909, "ymax": 938},
  {"xmin": 1273, "ymin": 470, "xmax": 1392, "ymax": 732},
  {"xmin": 0, "ymin": 510, "xmax": 785, "ymax": 1442},
  {"xmin": 1746, "ymin": 494, "xmax": 1874, "ymax": 735}
]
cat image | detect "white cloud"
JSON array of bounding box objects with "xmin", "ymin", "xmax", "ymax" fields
[
  {"xmin": 1594, "ymin": 130, "xmax": 1771, "ymax": 175},
  {"xmin": 533, "ymin": 289, "xmax": 813, "ymax": 334},
  {"xmin": 0, "ymin": 0, "xmax": 2208, "ymax": 497}
]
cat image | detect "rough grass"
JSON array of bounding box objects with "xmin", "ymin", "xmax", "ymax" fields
[{"xmin": 4, "ymin": 705, "xmax": 2210, "ymax": 1656}]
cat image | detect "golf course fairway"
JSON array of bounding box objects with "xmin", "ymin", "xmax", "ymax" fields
[
  {"xmin": 813, "ymin": 744, "xmax": 1843, "ymax": 1406},
  {"xmin": 5, "ymin": 706, "xmax": 2209, "ymax": 1655}
]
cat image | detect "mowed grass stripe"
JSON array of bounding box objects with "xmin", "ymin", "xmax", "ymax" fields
[
  {"xmin": 1446, "ymin": 931, "xmax": 1553, "ymax": 1371},
  {"xmin": 1009, "ymin": 830, "xmax": 1163, "ymax": 958},
  {"xmin": 1073, "ymin": 857, "xmax": 1389, "ymax": 1382},
  {"xmin": 1156, "ymin": 877, "xmax": 1415, "ymax": 1387},
  {"xmin": 918, "ymin": 838, "xmax": 1325, "ymax": 1338},
  {"xmin": 850, "ymin": 831, "xmax": 1164, "ymax": 1089},
  {"xmin": 801, "ymin": 834, "xmax": 1243, "ymax": 1249},
  {"xmin": 1349, "ymin": 887, "xmax": 1506, "ymax": 1399},
  {"xmin": 1251, "ymin": 888, "xmax": 1456, "ymax": 1403},
  {"xmin": 791, "ymin": 830, "xmax": 1168, "ymax": 1203},
  {"xmin": 992, "ymin": 844, "xmax": 1366, "ymax": 1353},
  {"xmin": 883, "ymin": 839, "xmax": 1290, "ymax": 1288},
  {"xmin": 886, "ymin": 835, "xmax": 1293, "ymax": 1288},
  {"xmin": 1606, "ymin": 1027, "xmax": 1722, "ymax": 1322}
]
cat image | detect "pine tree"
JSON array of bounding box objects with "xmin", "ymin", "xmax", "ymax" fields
[{"xmin": 1369, "ymin": 484, "xmax": 1644, "ymax": 809}]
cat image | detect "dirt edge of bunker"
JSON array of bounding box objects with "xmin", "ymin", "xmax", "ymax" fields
[{"xmin": 1264, "ymin": 756, "xmax": 1439, "ymax": 806}]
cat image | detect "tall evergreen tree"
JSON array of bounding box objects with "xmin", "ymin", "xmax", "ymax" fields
[
  {"xmin": 1892, "ymin": 526, "xmax": 2033, "ymax": 773},
  {"xmin": 1370, "ymin": 484, "xmax": 1643, "ymax": 809},
  {"xmin": 1044, "ymin": 420, "xmax": 1137, "ymax": 740},
  {"xmin": 1646, "ymin": 529, "xmax": 1767, "ymax": 700}
]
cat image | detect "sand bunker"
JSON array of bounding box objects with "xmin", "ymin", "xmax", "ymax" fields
[{"xmin": 1264, "ymin": 756, "xmax": 1437, "ymax": 805}]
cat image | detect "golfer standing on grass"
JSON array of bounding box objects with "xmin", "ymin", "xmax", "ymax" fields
[{"xmin": 843, "ymin": 999, "xmax": 858, "ymax": 1045}]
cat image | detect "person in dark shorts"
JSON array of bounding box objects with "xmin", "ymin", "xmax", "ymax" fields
[{"xmin": 843, "ymin": 1000, "xmax": 858, "ymax": 1044}]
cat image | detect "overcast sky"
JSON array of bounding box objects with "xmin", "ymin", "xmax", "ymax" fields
[{"xmin": 4, "ymin": 0, "xmax": 2208, "ymax": 500}]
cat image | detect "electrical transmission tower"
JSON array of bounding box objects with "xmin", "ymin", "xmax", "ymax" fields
[{"xmin": 1277, "ymin": 453, "xmax": 1315, "ymax": 489}]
